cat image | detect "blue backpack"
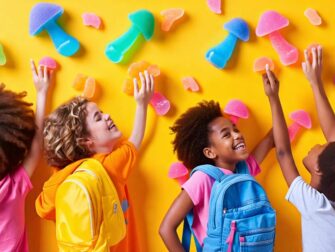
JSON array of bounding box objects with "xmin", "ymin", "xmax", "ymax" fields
[{"xmin": 182, "ymin": 162, "xmax": 276, "ymax": 252}]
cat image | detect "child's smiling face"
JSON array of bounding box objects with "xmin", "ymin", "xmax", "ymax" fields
[
  {"xmin": 85, "ymin": 102, "xmax": 122, "ymax": 153},
  {"xmin": 204, "ymin": 117, "xmax": 249, "ymax": 169}
]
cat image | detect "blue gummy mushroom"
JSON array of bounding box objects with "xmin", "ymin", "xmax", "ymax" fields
[{"xmin": 206, "ymin": 18, "xmax": 249, "ymax": 69}]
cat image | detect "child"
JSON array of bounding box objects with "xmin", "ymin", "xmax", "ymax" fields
[
  {"xmin": 263, "ymin": 45, "xmax": 335, "ymax": 252},
  {"xmin": 35, "ymin": 71, "xmax": 154, "ymax": 251},
  {"xmin": 0, "ymin": 60, "xmax": 53, "ymax": 251},
  {"xmin": 159, "ymin": 100, "xmax": 274, "ymax": 251}
]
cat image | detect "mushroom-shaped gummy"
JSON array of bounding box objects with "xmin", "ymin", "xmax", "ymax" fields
[
  {"xmin": 256, "ymin": 11, "xmax": 298, "ymax": 66},
  {"xmin": 105, "ymin": 9, "xmax": 155, "ymax": 63},
  {"xmin": 288, "ymin": 110, "xmax": 312, "ymax": 142},
  {"xmin": 29, "ymin": 3, "xmax": 80, "ymax": 56},
  {"xmin": 150, "ymin": 92, "xmax": 170, "ymax": 116},
  {"xmin": 224, "ymin": 99, "xmax": 249, "ymax": 124},
  {"xmin": 168, "ymin": 162, "xmax": 189, "ymax": 186},
  {"xmin": 206, "ymin": 18, "xmax": 249, "ymax": 69}
]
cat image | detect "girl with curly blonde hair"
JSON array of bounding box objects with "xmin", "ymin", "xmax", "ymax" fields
[{"xmin": 36, "ymin": 71, "xmax": 154, "ymax": 252}]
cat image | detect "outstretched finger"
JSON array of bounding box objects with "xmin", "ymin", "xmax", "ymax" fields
[
  {"xmin": 150, "ymin": 75, "xmax": 154, "ymax": 93},
  {"xmin": 317, "ymin": 46, "xmax": 322, "ymax": 67},
  {"xmin": 30, "ymin": 59, "xmax": 38, "ymax": 80},
  {"xmin": 312, "ymin": 47, "xmax": 317, "ymax": 68},
  {"xmin": 43, "ymin": 65, "xmax": 48, "ymax": 81},
  {"xmin": 304, "ymin": 49, "xmax": 309, "ymax": 64},
  {"xmin": 144, "ymin": 70, "xmax": 150, "ymax": 93},
  {"xmin": 133, "ymin": 78, "xmax": 139, "ymax": 96},
  {"xmin": 139, "ymin": 72, "xmax": 146, "ymax": 93}
]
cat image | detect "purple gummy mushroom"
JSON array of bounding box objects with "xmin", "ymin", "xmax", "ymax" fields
[{"xmin": 30, "ymin": 3, "xmax": 80, "ymax": 56}]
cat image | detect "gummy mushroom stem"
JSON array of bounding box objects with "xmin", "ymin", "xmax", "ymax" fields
[
  {"xmin": 206, "ymin": 33, "xmax": 238, "ymax": 68},
  {"xmin": 105, "ymin": 26, "xmax": 140, "ymax": 63},
  {"xmin": 268, "ymin": 30, "xmax": 298, "ymax": 66},
  {"xmin": 288, "ymin": 122, "xmax": 301, "ymax": 142},
  {"xmin": 229, "ymin": 115, "xmax": 240, "ymax": 124},
  {"xmin": 45, "ymin": 21, "xmax": 79, "ymax": 56}
]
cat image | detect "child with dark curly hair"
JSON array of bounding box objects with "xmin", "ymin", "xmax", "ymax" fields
[
  {"xmin": 263, "ymin": 46, "xmax": 335, "ymax": 251},
  {"xmin": 159, "ymin": 100, "xmax": 274, "ymax": 251},
  {"xmin": 0, "ymin": 60, "xmax": 54, "ymax": 252},
  {"xmin": 36, "ymin": 71, "xmax": 154, "ymax": 252}
]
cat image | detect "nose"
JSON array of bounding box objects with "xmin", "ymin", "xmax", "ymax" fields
[
  {"xmin": 103, "ymin": 113, "xmax": 110, "ymax": 121},
  {"xmin": 233, "ymin": 131, "xmax": 242, "ymax": 140}
]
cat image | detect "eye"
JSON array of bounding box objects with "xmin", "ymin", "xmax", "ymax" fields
[
  {"xmin": 223, "ymin": 132, "xmax": 231, "ymax": 138},
  {"xmin": 233, "ymin": 127, "xmax": 240, "ymax": 133}
]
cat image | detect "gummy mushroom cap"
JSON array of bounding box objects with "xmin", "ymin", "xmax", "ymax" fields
[
  {"xmin": 168, "ymin": 162, "xmax": 188, "ymax": 179},
  {"xmin": 29, "ymin": 3, "xmax": 64, "ymax": 35},
  {"xmin": 129, "ymin": 9, "xmax": 155, "ymax": 40},
  {"xmin": 224, "ymin": 100, "xmax": 249, "ymax": 119},
  {"xmin": 289, "ymin": 110, "xmax": 312, "ymax": 129},
  {"xmin": 224, "ymin": 18, "xmax": 250, "ymax": 42},
  {"xmin": 256, "ymin": 10, "xmax": 289, "ymax": 37}
]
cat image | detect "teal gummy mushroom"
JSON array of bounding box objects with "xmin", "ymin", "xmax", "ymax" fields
[
  {"xmin": 29, "ymin": 3, "xmax": 80, "ymax": 57},
  {"xmin": 105, "ymin": 9, "xmax": 155, "ymax": 63},
  {"xmin": 206, "ymin": 18, "xmax": 249, "ymax": 69}
]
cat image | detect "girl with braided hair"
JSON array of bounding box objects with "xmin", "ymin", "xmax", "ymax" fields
[{"xmin": 0, "ymin": 60, "xmax": 54, "ymax": 252}]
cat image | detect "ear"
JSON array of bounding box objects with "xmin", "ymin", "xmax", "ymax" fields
[
  {"xmin": 314, "ymin": 166, "xmax": 323, "ymax": 176},
  {"xmin": 77, "ymin": 137, "xmax": 93, "ymax": 149},
  {"xmin": 203, "ymin": 147, "xmax": 217, "ymax": 160}
]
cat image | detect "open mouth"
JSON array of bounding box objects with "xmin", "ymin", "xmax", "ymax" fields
[
  {"xmin": 233, "ymin": 142, "xmax": 246, "ymax": 151},
  {"xmin": 108, "ymin": 121, "xmax": 116, "ymax": 131}
]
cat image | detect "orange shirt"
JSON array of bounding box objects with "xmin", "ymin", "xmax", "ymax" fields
[
  {"xmin": 36, "ymin": 141, "xmax": 141, "ymax": 252},
  {"xmin": 93, "ymin": 141, "xmax": 141, "ymax": 252}
]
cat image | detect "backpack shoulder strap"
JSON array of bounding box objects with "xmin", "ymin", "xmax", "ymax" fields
[
  {"xmin": 235, "ymin": 160, "xmax": 250, "ymax": 175},
  {"xmin": 182, "ymin": 211, "xmax": 202, "ymax": 252},
  {"xmin": 190, "ymin": 164, "xmax": 225, "ymax": 181}
]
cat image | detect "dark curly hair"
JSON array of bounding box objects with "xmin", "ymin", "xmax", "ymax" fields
[
  {"xmin": 43, "ymin": 97, "xmax": 93, "ymax": 168},
  {"xmin": 0, "ymin": 83, "xmax": 36, "ymax": 179},
  {"xmin": 170, "ymin": 100, "xmax": 223, "ymax": 169},
  {"xmin": 317, "ymin": 141, "xmax": 335, "ymax": 201}
]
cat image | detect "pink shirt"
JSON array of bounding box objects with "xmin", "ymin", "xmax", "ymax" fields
[
  {"xmin": 0, "ymin": 166, "xmax": 32, "ymax": 252},
  {"xmin": 182, "ymin": 156, "xmax": 260, "ymax": 245}
]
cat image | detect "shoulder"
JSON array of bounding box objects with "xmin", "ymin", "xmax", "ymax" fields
[{"xmin": 286, "ymin": 176, "xmax": 334, "ymax": 213}]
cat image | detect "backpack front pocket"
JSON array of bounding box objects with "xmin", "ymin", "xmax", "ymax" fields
[{"xmin": 239, "ymin": 229, "xmax": 275, "ymax": 252}]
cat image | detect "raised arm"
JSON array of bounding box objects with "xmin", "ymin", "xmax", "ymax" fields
[
  {"xmin": 251, "ymin": 128, "xmax": 274, "ymax": 164},
  {"xmin": 128, "ymin": 70, "xmax": 154, "ymax": 149},
  {"xmin": 302, "ymin": 46, "xmax": 335, "ymax": 142},
  {"xmin": 23, "ymin": 60, "xmax": 54, "ymax": 177},
  {"xmin": 159, "ymin": 190, "xmax": 193, "ymax": 252},
  {"xmin": 263, "ymin": 66, "xmax": 299, "ymax": 186}
]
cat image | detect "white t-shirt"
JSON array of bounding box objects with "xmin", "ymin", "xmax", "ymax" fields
[{"xmin": 285, "ymin": 176, "xmax": 335, "ymax": 252}]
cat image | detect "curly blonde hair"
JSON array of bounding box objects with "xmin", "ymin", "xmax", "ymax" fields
[
  {"xmin": 43, "ymin": 97, "xmax": 93, "ymax": 168},
  {"xmin": 0, "ymin": 83, "xmax": 35, "ymax": 178}
]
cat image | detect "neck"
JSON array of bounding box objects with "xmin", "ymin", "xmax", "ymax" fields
[
  {"xmin": 92, "ymin": 144, "xmax": 115, "ymax": 155},
  {"xmin": 215, "ymin": 160, "xmax": 237, "ymax": 172},
  {"xmin": 309, "ymin": 174, "xmax": 321, "ymax": 190}
]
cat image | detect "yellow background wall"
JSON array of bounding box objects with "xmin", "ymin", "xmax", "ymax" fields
[{"xmin": 1, "ymin": 0, "xmax": 334, "ymax": 251}]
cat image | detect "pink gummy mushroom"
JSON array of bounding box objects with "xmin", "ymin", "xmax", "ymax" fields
[
  {"xmin": 168, "ymin": 162, "xmax": 189, "ymax": 186},
  {"xmin": 224, "ymin": 99, "xmax": 249, "ymax": 124},
  {"xmin": 256, "ymin": 11, "xmax": 298, "ymax": 66},
  {"xmin": 288, "ymin": 110, "xmax": 312, "ymax": 142},
  {"xmin": 39, "ymin": 56, "xmax": 57, "ymax": 70},
  {"xmin": 150, "ymin": 91, "xmax": 171, "ymax": 116}
]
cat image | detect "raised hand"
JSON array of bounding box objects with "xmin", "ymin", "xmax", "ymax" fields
[
  {"xmin": 302, "ymin": 46, "xmax": 323, "ymax": 86},
  {"xmin": 30, "ymin": 59, "xmax": 54, "ymax": 94},
  {"xmin": 262, "ymin": 64, "xmax": 279, "ymax": 98},
  {"xmin": 133, "ymin": 70, "xmax": 154, "ymax": 106}
]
